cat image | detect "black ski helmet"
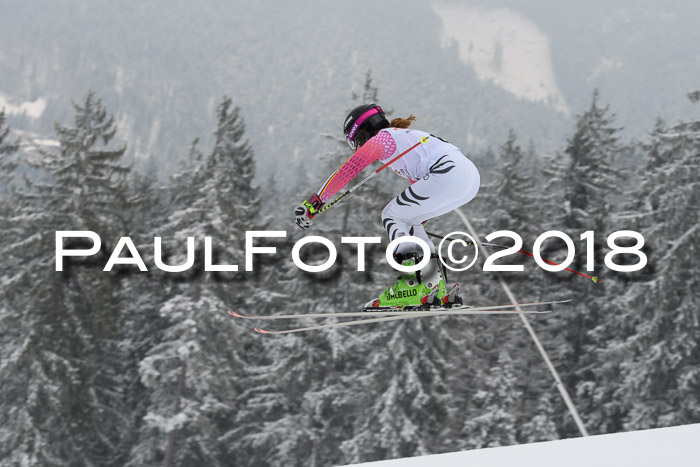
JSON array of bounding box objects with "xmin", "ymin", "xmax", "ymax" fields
[{"xmin": 343, "ymin": 104, "xmax": 389, "ymax": 150}]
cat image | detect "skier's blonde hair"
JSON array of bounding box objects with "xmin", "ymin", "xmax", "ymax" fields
[{"xmin": 390, "ymin": 115, "xmax": 417, "ymax": 129}]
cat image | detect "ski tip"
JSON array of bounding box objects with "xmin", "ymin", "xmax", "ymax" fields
[
  {"xmin": 227, "ymin": 310, "xmax": 244, "ymax": 318},
  {"xmin": 254, "ymin": 328, "xmax": 271, "ymax": 334}
]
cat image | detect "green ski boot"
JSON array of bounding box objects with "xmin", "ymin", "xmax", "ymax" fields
[{"xmin": 364, "ymin": 254, "xmax": 450, "ymax": 310}]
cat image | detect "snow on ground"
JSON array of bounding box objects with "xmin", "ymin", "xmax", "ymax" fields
[
  {"xmin": 11, "ymin": 129, "xmax": 59, "ymax": 150},
  {"xmin": 8, "ymin": 129, "xmax": 60, "ymax": 165},
  {"xmin": 0, "ymin": 92, "xmax": 47, "ymax": 119},
  {"xmin": 432, "ymin": 5, "xmax": 569, "ymax": 115},
  {"xmin": 32, "ymin": 138, "xmax": 60, "ymax": 147},
  {"xmin": 344, "ymin": 424, "xmax": 700, "ymax": 467}
]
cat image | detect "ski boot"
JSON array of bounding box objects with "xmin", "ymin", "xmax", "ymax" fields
[
  {"xmin": 363, "ymin": 254, "xmax": 460, "ymax": 310},
  {"xmin": 417, "ymin": 254, "xmax": 463, "ymax": 307}
]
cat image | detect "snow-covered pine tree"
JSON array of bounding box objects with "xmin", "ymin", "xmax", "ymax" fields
[
  {"xmin": 128, "ymin": 97, "xmax": 262, "ymax": 466},
  {"xmin": 336, "ymin": 315, "xmax": 472, "ymax": 464},
  {"xmin": 227, "ymin": 320, "xmax": 353, "ymax": 466},
  {"xmin": 2, "ymin": 92, "xmax": 135, "ymax": 466},
  {"xmin": 520, "ymin": 390, "xmax": 560, "ymax": 442},
  {"xmin": 209, "ymin": 96, "xmax": 261, "ymax": 227},
  {"xmin": 535, "ymin": 91, "xmax": 628, "ymax": 436},
  {"xmin": 539, "ymin": 89, "xmax": 625, "ymax": 272},
  {"xmin": 480, "ymin": 129, "xmax": 540, "ymax": 238},
  {"xmin": 613, "ymin": 114, "xmax": 700, "ymax": 430},
  {"xmin": 0, "ymin": 108, "xmax": 20, "ymax": 283},
  {"xmin": 462, "ymin": 349, "xmax": 522, "ymax": 449},
  {"xmin": 0, "ymin": 106, "xmax": 19, "ymax": 253},
  {"xmin": 457, "ymin": 130, "xmax": 562, "ymax": 444},
  {"xmin": 492, "ymin": 133, "xmax": 578, "ymax": 439},
  {"xmin": 560, "ymin": 89, "xmax": 624, "ymax": 237},
  {"xmin": 0, "ymin": 110, "xmax": 24, "ymax": 463},
  {"xmin": 471, "ymin": 128, "xmax": 544, "ymax": 307},
  {"xmin": 42, "ymin": 91, "xmax": 131, "ymax": 235},
  {"xmin": 115, "ymin": 169, "xmax": 174, "ymax": 466},
  {"xmin": 0, "ymin": 109, "xmax": 19, "ymax": 190}
]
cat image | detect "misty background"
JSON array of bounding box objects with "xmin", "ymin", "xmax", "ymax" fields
[
  {"xmin": 2, "ymin": 0, "xmax": 699, "ymax": 182},
  {"xmin": 0, "ymin": 1, "xmax": 698, "ymax": 466}
]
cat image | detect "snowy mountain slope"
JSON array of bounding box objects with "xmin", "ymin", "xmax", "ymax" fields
[
  {"xmin": 0, "ymin": 92, "xmax": 46, "ymax": 119},
  {"xmin": 344, "ymin": 424, "xmax": 700, "ymax": 467},
  {"xmin": 433, "ymin": 5, "xmax": 569, "ymax": 114}
]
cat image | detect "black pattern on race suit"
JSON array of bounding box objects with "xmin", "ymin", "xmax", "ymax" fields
[{"xmin": 380, "ymin": 152, "xmax": 480, "ymax": 258}]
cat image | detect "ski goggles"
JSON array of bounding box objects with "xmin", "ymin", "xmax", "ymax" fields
[{"xmin": 346, "ymin": 134, "xmax": 359, "ymax": 150}]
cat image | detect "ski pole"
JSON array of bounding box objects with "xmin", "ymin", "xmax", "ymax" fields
[
  {"xmin": 314, "ymin": 136, "xmax": 429, "ymax": 217},
  {"xmin": 426, "ymin": 231, "xmax": 600, "ymax": 283}
]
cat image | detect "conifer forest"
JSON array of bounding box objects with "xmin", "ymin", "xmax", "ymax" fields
[
  {"xmin": 1, "ymin": 2, "xmax": 699, "ymax": 465},
  {"xmin": 1, "ymin": 81, "xmax": 698, "ymax": 466}
]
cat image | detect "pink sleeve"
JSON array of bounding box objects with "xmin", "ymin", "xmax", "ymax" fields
[{"xmin": 317, "ymin": 131, "xmax": 397, "ymax": 202}]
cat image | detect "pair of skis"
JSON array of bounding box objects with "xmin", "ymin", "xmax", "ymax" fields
[{"xmin": 227, "ymin": 299, "xmax": 570, "ymax": 335}]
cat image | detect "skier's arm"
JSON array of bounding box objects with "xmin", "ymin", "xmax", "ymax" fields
[
  {"xmin": 294, "ymin": 131, "xmax": 396, "ymax": 229},
  {"xmin": 316, "ymin": 131, "xmax": 397, "ymax": 203}
]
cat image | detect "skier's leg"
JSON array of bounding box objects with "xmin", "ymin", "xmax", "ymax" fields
[
  {"xmin": 386, "ymin": 221, "xmax": 436, "ymax": 257},
  {"xmin": 371, "ymin": 153, "xmax": 479, "ymax": 307},
  {"xmin": 381, "ymin": 152, "xmax": 480, "ymax": 258}
]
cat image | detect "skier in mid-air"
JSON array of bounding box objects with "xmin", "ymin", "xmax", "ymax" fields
[{"xmin": 295, "ymin": 104, "xmax": 480, "ymax": 309}]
